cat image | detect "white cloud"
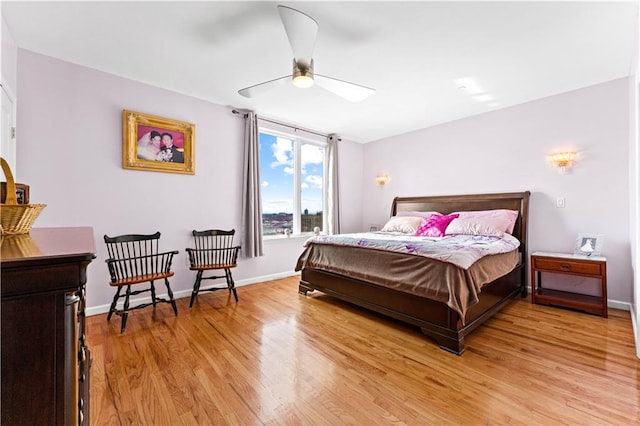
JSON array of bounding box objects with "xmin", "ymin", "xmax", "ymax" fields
[
  {"xmin": 305, "ymin": 174, "xmax": 323, "ymax": 188},
  {"xmin": 270, "ymin": 137, "xmax": 293, "ymax": 168},
  {"xmin": 283, "ymin": 166, "xmax": 294, "ymax": 175},
  {"xmin": 301, "ymin": 182, "xmax": 308, "ymax": 189},
  {"xmin": 261, "ymin": 181, "xmax": 269, "ymax": 187},
  {"xmin": 301, "ymin": 144, "xmax": 323, "ymax": 167}
]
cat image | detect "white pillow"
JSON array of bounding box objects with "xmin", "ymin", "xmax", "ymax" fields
[
  {"xmin": 454, "ymin": 209, "xmax": 518, "ymax": 234},
  {"xmin": 380, "ymin": 216, "xmax": 423, "ymax": 234},
  {"xmin": 445, "ymin": 216, "xmax": 509, "ymax": 237}
]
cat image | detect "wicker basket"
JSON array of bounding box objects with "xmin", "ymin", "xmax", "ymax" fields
[{"xmin": 0, "ymin": 157, "xmax": 46, "ymax": 235}]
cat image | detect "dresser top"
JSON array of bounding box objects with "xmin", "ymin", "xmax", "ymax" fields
[
  {"xmin": 532, "ymin": 251, "xmax": 606, "ymax": 262},
  {"xmin": 1, "ymin": 227, "xmax": 96, "ymax": 266}
]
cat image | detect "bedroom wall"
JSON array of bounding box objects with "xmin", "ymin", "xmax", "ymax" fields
[
  {"xmin": 14, "ymin": 49, "xmax": 364, "ymax": 313},
  {"xmin": 362, "ymin": 78, "xmax": 633, "ymax": 305}
]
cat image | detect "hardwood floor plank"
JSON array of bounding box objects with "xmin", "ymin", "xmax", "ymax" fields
[{"xmin": 88, "ymin": 275, "xmax": 639, "ymax": 425}]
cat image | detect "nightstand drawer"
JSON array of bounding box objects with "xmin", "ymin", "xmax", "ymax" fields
[{"xmin": 533, "ymin": 258, "xmax": 601, "ymax": 276}]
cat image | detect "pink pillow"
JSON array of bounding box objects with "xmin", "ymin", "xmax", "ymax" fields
[
  {"xmin": 453, "ymin": 209, "xmax": 518, "ymax": 234},
  {"xmin": 415, "ymin": 213, "xmax": 459, "ymax": 237},
  {"xmin": 445, "ymin": 216, "xmax": 508, "ymax": 237}
]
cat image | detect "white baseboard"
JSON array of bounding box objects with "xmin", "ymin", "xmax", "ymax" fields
[
  {"xmin": 85, "ymin": 271, "xmax": 300, "ymax": 317},
  {"xmin": 607, "ymin": 299, "xmax": 631, "ymax": 311},
  {"xmin": 630, "ymin": 304, "xmax": 640, "ymax": 359}
]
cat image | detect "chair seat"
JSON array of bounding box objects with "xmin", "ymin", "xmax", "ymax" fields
[
  {"xmin": 109, "ymin": 271, "xmax": 174, "ymax": 287},
  {"xmin": 190, "ymin": 263, "xmax": 237, "ymax": 271},
  {"xmin": 186, "ymin": 229, "xmax": 240, "ymax": 307}
]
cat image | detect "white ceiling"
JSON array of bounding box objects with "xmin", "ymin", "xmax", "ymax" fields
[{"xmin": 2, "ymin": 1, "xmax": 637, "ymax": 143}]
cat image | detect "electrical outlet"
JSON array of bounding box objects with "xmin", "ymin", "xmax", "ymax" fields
[{"xmin": 556, "ymin": 197, "xmax": 566, "ymax": 208}]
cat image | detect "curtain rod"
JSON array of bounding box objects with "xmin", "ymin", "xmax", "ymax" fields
[{"xmin": 232, "ymin": 109, "xmax": 338, "ymax": 140}]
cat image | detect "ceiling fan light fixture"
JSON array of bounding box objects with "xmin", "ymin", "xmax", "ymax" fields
[
  {"xmin": 292, "ymin": 59, "xmax": 314, "ymax": 88},
  {"xmin": 292, "ymin": 73, "xmax": 314, "ymax": 88}
]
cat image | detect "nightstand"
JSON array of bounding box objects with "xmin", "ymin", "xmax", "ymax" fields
[{"xmin": 530, "ymin": 252, "xmax": 607, "ymax": 317}]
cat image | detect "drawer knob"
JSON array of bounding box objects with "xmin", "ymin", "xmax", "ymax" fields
[{"xmin": 560, "ymin": 263, "xmax": 571, "ymax": 270}]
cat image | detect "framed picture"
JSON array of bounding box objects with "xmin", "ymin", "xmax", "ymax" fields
[
  {"xmin": 574, "ymin": 233, "xmax": 604, "ymax": 256},
  {"xmin": 122, "ymin": 110, "xmax": 195, "ymax": 174},
  {"xmin": 369, "ymin": 225, "xmax": 379, "ymax": 232}
]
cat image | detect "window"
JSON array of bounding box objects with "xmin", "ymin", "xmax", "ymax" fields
[{"xmin": 259, "ymin": 127, "xmax": 327, "ymax": 237}]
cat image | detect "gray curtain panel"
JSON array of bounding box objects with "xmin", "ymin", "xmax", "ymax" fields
[
  {"xmin": 241, "ymin": 111, "xmax": 264, "ymax": 257},
  {"xmin": 327, "ymin": 134, "xmax": 341, "ymax": 234}
]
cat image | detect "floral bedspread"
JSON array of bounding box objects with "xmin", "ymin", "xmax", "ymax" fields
[{"xmin": 304, "ymin": 232, "xmax": 520, "ymax": 269}]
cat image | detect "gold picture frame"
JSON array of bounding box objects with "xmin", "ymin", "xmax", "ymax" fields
[{"xmin": 122, "ymin": 110, "xmax": 195, "ymax": 174}]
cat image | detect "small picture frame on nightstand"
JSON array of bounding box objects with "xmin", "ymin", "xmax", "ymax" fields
[{"xmin": 574, "ymin": 233, "xmax": 604, "ymax": 256}]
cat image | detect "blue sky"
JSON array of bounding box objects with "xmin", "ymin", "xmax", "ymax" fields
[{"xmin": 259, "ymin": 132, "xmax": 324, "ymax": 214}]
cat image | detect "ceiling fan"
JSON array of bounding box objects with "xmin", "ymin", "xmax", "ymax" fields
[{"xmin": 238, "ymin": 5, "xmax": 375, "ymax": 103}]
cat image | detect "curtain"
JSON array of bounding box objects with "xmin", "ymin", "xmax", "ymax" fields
[
  {"xmin": 327, "ymin": 134, "xmax": 341, "ymax": 234},
  {"xmin": 241, "ymin": 111, "xmax": 264, "ymax": 257}
]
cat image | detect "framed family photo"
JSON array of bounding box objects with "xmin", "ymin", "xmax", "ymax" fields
[
  {"xmin": 122, "ymin": 110, "xmax": 195, "ymax": 174},
  {"xmin": 574, "ymin": 233, "xmax": 604, "ymax": 257}
]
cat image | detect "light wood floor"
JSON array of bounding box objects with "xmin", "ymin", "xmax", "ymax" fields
[{"xmin": 87, "ymin": 276, "xmax": 639, "ymax": 425}]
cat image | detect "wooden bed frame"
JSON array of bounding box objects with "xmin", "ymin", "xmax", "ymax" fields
[{"xmin": 298, "ymin": 191, "xmax": 530, "ymax": 355}]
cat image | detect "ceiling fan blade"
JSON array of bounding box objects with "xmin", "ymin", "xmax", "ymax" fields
[
  {"xmin": 277, "ymin": 5, "xmax": 318, "ymax": 68},
  {"xmin": 238, "ymin": 76, "xmax": 290, "ymax": 98},
  {"xmin": 315, "ymin": 74, "xmax": 376, "ymax": 102}
]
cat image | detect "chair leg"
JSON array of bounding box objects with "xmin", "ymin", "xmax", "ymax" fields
[
  {"xmin": 107, "ymin": 286, "xmax": 122, "ymax": 321},
  {"xmin": 150, "ymin": 281, "xmax": 157, "ymax": 307},
  {"xmin": 121, "ymin": 285, "xmax": 131, "ymax": 333},
  {"xmin": 165, "ymin": 278, "xmax": 178, "ymax": 316},
  {"xmin": 189, "ymin": 270, "xmax": 203, "ymax": 308},
  {"xmin": 225, "ymin": 269, "xmax": 238, "ymax": 303}
]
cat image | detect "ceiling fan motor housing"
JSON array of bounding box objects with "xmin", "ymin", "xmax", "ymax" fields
[{"xmin": 292, "ymin": 59, "xmax": 314, "ymax": 88}]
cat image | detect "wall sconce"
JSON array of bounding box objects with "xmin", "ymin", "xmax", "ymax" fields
[
  {"xmin": 375, "ymin": 173, "xmax": 390, "ymax": 187},
  {"xmin": 547, "ymin": 152, "xmax": 577, "ymax": 174}
]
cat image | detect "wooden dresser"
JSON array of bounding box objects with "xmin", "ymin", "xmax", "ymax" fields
[{"xmin": 1, "ymin": 227, "xmax": 96, "ymax": 425}]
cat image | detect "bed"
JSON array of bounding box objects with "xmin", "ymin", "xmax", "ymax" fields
[{"xmin": 296, "ymin": 191, "xmax": 530, "ymax": 355}]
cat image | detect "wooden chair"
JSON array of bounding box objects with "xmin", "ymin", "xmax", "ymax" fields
[
  {"xmin": 186, "ymin": 229, "xmax": 241, "ymax": 307},
  {"xmin": 104, "ymin": 232, "xmax": 179, "ymax": 332}
]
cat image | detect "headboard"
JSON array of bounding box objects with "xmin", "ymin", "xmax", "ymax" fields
[{"xmin": 391, "ymin": 191, "xmax": 531, "ymax": 262}]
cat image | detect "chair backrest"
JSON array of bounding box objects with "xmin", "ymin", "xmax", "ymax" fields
[
  {"xmin": 104, "ymin": 232, "xmax": 173, "ymax": 283},
  {"xmin": 190, "ymin": 229, "xmax": 239, "ymax": 267},
  {"xmin": 104, "ymin": 232, "xmax": 161, "ymax": 260}
]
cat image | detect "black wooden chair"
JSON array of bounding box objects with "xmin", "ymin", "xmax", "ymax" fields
[
  {"xmin": 186, "ymin": 229, "xmax": 241, "ymax": 307},
  {"xmin": 104, "ymin": 232, "xmax": 179, "ymax": 332}
]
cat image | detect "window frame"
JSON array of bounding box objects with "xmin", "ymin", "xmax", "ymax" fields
[{"xmin": 258, "ymin": 125, "xmax": 328, "ymax": 239}]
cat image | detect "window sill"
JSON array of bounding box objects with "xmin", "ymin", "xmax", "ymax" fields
[{"xmin": 263, "ymin": 233, "xmax": 315, "ymax": 241}]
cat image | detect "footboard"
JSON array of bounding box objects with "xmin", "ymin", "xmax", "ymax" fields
[{"xmin": 299, "ymin": 263, "xmax": 523, "ymax": 355}]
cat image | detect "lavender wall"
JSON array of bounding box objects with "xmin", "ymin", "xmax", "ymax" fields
[
  {"xmin": 15, "ymin": 50, "xmax": 364, "ymax": 313},
  {"xmin": 362, "ymin": 78, "xmax": 632, "ymax": 304}
]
